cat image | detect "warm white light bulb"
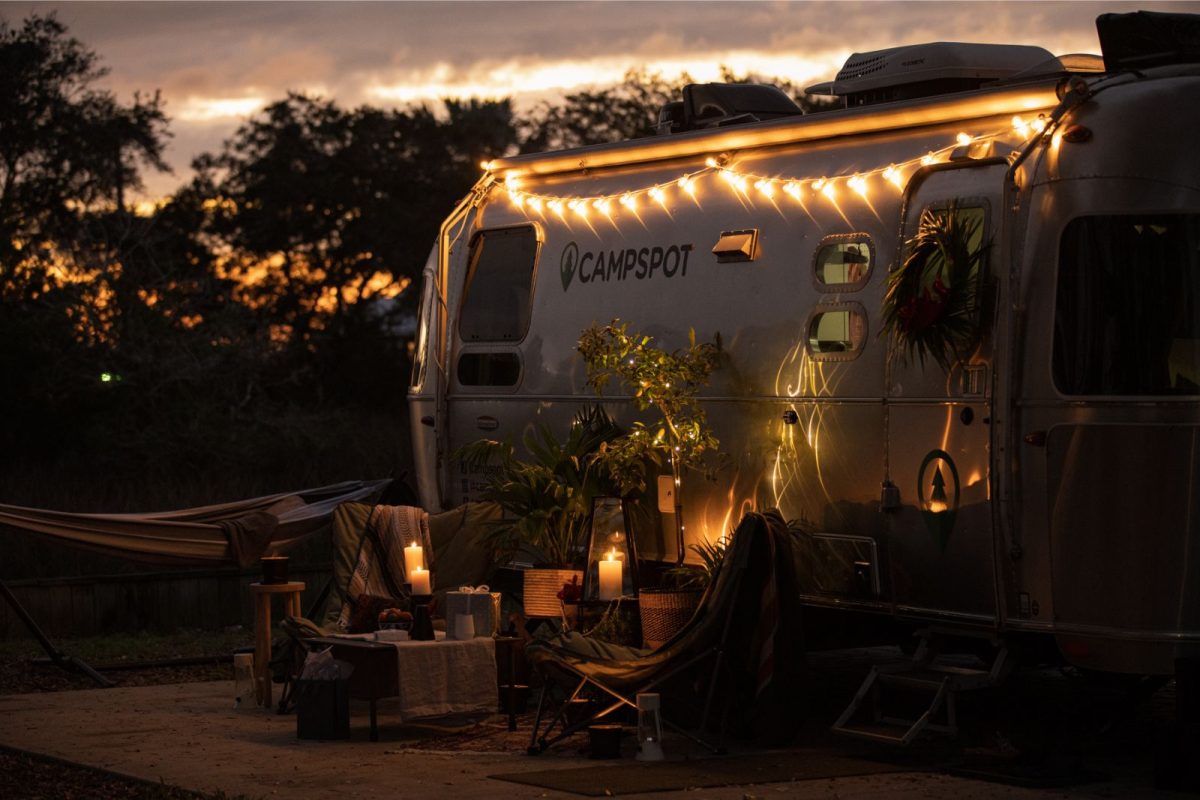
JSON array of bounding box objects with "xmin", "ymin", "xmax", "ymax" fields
[
  {"xmin": 756, "ymin": 179, "xmax": 775, "ymax": 199},
  {"xmin": 678, "ymin": 176, "xmax": 695, "ymax": 195},
  {"xmin": 1031, "ymin": 116, "xmax": 1047, "ymax": 133},
  {"xmin": 705, "ymin": 157, "xmax": 719, "ymax": 168},
  {"xmin": 956, "ymin": 132, "xmax": 973, "ymax": 147},
  {"xmin": 883, "ymin": 166, "xmax": 904, "ymax": 189},
  {"xmin": 920, "ymin": 153, "xmax": 937, "ymax": 166},
  {"xmin": 783, "ymin": 181, "xmax": 802, "ymax": 200},
  {"xmin": 848, "ymin": 175, "xmax": 868, "ymax": 197},
  {"xmin": 649, "ymin": 186, "xmax": 666, "ymax": 206},
  {"xmin": 821, "ymin": 180, "xmax": 836, "ymax": 200},
  {"xmin": 528, "ymin": 196, "xmax": 543, "ymax": 212},
  {"xmin": 619, "ymin": 193, "xmax": 636, "ymax": 210}
]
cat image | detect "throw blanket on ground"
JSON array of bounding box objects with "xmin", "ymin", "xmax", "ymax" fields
[{"xmin": 337, "ymin": 504, "xmax": 431, "ymax": 630}]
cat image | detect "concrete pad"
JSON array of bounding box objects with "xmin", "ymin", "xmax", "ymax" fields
[{"xmin": 0, "ymin": 681, "xmax": 1171, "ymax": 799}]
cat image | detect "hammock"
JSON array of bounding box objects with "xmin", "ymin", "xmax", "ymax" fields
[{"xmin": 0, "ymin": 479, "xmax": 390, "ymax": 567}]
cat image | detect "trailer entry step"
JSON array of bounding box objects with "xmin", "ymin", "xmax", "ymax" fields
[{"xmin": 832, "ymin": 630, "xmax": 1012, "ymax": 746}]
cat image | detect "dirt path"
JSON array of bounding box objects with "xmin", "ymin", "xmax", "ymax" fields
[{"xmin": 0, "ymin": 679, "xmax": 1175, "ymax": 800}]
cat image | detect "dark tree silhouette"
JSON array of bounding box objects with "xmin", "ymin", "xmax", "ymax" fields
[{"xmin": 521, "ymin": 66, "xmax": 838, "ymax": 152}]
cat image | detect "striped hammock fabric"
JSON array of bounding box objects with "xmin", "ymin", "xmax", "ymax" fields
[{"xmin": 0, "ymin": 480, "xmax": 390, "ymax": 565}]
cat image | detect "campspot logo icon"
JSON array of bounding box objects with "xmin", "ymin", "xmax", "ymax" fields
[
  {"xmin": 558, "ymin": 240, "xmax": 694, "ymax": 292},
  {"xmin": 560, "ymin": 241, "xmax": 579, "ymax": 291}
]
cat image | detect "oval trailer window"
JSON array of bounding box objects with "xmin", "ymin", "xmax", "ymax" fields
[{"xmin": 808, "ymin": 307, "xmax": 867, "ymax": 358}]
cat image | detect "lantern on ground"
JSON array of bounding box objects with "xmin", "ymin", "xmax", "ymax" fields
[
  {"xmin": 583, "ymin": 497, "xmax": 637, "ymax": 601},
  {"xmin": 636, "ymin": 692, "xmax": 665, "ymax": 761}
]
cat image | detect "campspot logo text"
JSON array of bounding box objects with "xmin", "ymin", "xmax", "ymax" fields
[{"xmin": 560, "ymin": 241, "xmax": 695, "ymax": 291}]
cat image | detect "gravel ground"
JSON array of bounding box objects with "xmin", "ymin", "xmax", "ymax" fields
[
  {"xmin": 0, "ymin": 629, "xmax": 252, "ymax": 798},
  {"xmin": 0, "ymin": 747, "xmax": 238, "ymax": 800}
]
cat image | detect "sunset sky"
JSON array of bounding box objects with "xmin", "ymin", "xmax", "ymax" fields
[{"xmin": 12, "ymin": 1, "xmax": 1197, "ymax": 198}]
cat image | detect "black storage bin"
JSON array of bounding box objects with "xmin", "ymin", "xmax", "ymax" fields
[{"xmin": 295, "ymin": 678, "xmax": 351, "ymax": 740}]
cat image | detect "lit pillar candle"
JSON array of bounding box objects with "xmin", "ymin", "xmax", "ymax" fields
[
  {"xmin": 410, "ymin": 565, "xmax": 431, "ymax": 596},
  {"xmin": 404, "ymin": 542, "xmax": 424, "ymax": 577},
  {"xmin": 598, "ymin": 549, "xmax": 623, "ymax": 601}
]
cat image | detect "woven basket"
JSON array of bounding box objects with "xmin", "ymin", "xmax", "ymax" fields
[
  {"xmin": 523, "ymin": 568, "xmax": 583, "ymax": 618},
  {"xmin": 639, "ymin": 588, "xmax": 702, "ymax": 649}
]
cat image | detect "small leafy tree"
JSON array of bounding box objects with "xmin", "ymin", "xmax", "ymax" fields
[{"xmin": 577, "ymin": 320, "xmax": 722, "ymax": 563}]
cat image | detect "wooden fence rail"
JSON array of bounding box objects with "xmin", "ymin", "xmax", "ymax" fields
[{"xmin": 0, "ymin": 566, "xmax": 333, "ymax": 640}]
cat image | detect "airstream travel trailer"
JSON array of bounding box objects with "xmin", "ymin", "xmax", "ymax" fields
[{"xmin": 409, "ymin": 9, "xmax": 1200, "ymax": 700}]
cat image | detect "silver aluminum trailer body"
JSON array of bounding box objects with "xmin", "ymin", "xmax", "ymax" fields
[{"xmin": 409, "ymin": 64, "xmax": 1200, "ymax": 675}]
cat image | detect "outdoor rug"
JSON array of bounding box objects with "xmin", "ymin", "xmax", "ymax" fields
[{"xmin": 489, "ymin": 750, "xmax": 914, "ymax": 796}]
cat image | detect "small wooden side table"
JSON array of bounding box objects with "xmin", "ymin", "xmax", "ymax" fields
[{"xmin": 250, "ymin": 581, "xmax": 305, "ymax": 708}]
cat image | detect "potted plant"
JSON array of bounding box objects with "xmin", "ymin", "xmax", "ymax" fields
[
  {"xmin": 453, "ymin": 406, "xmax": 636, "ymax": 620},
  {"xmin": 665, "ymin": 537, "xmax": 728, "ymax": 590}
]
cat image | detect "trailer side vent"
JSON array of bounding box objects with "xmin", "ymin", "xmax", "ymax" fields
[
  {"xmin": 805, "ymin": 42, "xmax": 1056, "ymax": 107},
  {"xmin": 713, "ymin": 229, "xmax": 759, "ymax": 263}
]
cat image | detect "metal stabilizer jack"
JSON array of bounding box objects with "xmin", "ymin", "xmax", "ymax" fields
[
  {"xmin": 832, "ymin": 628, "xmax": 1012, "ymax": 746},
  {"xmin": 0, "ymin": 579, "xmax": 114, "ymax": 688}
]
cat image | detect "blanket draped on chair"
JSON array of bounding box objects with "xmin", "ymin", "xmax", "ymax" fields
[
  {"xmin": 525, "ymin": 509, "xmax": 807, "ymax": 748},
  {"xmin": 337, "ymin": 504, "xmax": 431, "ymax": 629}
]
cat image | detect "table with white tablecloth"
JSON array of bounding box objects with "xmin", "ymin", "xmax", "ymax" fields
[{"xmin": 308, "ymin": 632, "xmax": 497, "ymax": 740}]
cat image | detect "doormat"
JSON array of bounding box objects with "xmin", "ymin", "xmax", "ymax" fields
[
  {"xmin": 947, "ymin": 757, "xmax": 1108, "ymax": 788},
  {"xmin": 489, "ymin": 751, "xmax": 913, "ymax": 796}
]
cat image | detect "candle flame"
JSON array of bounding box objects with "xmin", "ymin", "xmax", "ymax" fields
[{"xmin": 606, "ymin": 548, "xmax": 617, "ymax": 561}]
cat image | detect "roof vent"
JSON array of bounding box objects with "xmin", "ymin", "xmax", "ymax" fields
[
  {"xmin": 1097, "ymin": 10, "xmax": 1200, "ymax": 71},
  {"xmin": 657, "ymin": 83, "xmax": 803, "ymax": 134},
  {"xmin": 805, "ymin": 42, "xmax": 1056, "ymax": 107}
]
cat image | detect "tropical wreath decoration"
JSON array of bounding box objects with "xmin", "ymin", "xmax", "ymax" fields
[{"xmin": 881, "ymin": 203, "xmax": 988, "ymax": 371}]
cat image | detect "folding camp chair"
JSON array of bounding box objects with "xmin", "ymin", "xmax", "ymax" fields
[{"xmin": 524, "ymin": 510, "xmax": 800, "ymax": 755}]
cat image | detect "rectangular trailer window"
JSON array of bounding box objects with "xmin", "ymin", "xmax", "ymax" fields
[
  {"xmin": 1054, "ymin": 214, "xmax": 1200, "ymax": 395},
  {"xmin": 458, "ymin": 226, "xmax": 539, "ymax": 342},
  {"xmin": 409, "ymin": 254, "xmax": 436, "ymax": 391}
]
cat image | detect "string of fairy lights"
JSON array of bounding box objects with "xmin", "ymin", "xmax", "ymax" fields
[{"xmin": 482, "ymin": 114, "xmax": 1048, "ymax": 219}]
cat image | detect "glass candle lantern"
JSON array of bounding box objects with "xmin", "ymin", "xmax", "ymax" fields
[
  {"xmin": 583, "ymin": 497, "xmax": 638, "ymax": 601},
  {"xmin": 636, "ymin": 692, "xmax": 664, "ymax": 761}
]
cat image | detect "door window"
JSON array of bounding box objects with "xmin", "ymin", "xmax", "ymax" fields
[
  {"xmin": 458, "ymin": 226, "xmax": 539, "ymax": 342},
  {"xmin": 1054, "ymin": 214, "xmax": 1200, "ymax": 395}
]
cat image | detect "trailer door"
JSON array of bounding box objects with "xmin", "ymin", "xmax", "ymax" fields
[
  {"xmin": 446, "ymin": 223, "xmax": 542, "ymax": 505},
  {"xmin": 885, "ymin": 163, "xmax": 1006, "ymax": 624}
]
